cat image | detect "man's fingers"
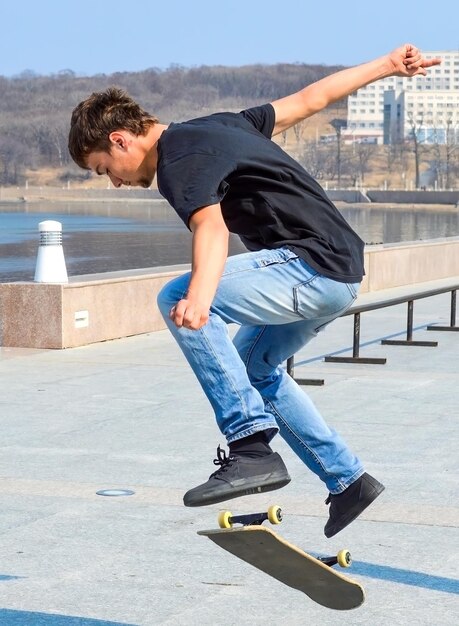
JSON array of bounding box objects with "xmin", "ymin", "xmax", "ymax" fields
[
  {"xmin": 170, "ymin": 304, "xmax": 184, "ymax": 327},
  {"xmin": 404, "ymin": 53, "xmax": 420, "ymax": 65},
  {"xmin": 403, "ymin": 44, "xmax": 418, "ymax": 59},
  {"xmin": 401, "ymin": 45, "xmax": 441, "ymax": 73},
  {"xmin": 170, "ymin": 302, "xmax": 207, "ymax": 330},
  {"xmin": 404, "ymin": 54, "xmax": 422, "ymax": 68},
  {"xmin": 423, "ymin": 57, "xmax": 442, "ymax": 68},
  {"xmin": 405, "ymin": 56, "xmax": 441, "ymax": 76}
]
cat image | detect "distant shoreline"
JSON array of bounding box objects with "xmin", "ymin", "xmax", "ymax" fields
[
  {"xmin": 1, "ymin": 200, "xmax": 457, "ymax": 214},
  {"xmin": 0, "ymin": 186, "xmax": 457, "ymax": 213},
  {"xmin": 335, "ymin": 201, "xmax": 459, "ymax": 212}
]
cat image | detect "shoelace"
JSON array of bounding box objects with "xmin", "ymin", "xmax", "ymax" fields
[{"xmin": 210, "ymin": 445, "xmax": 236, "ymax": 478}]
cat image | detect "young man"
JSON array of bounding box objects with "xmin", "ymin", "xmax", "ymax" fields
[{"xmin": 69, "ymin": 44, "xmax": 440, "ymax": 537}]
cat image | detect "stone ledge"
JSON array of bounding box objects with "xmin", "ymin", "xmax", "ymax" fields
[
  {"xmin": 1, "ymin": 239, "xmax": 459, "ymax": 349},
  {"xmin": 0, "ymin": 265, "xmax": 189, "ymax": 349}
]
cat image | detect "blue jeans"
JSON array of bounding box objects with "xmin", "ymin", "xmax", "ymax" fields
[{"xmin": 157, "ymin": 246, "xmax": 364, "ymax": 493}]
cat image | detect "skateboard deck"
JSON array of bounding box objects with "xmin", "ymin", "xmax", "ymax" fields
[{"xmin": 198, "ymin": 525, "xmax": 365, "ymax": 610}]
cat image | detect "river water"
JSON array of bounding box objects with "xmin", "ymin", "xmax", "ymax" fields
[{"xmin": 1, "ymin": 200, "xmax": 458, "ymax": 282}]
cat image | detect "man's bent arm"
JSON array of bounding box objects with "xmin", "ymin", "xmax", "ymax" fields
[
  {"xmin": 170, "ymin": 204, "xmax": 229, "ymax": 330},
  {"xmin": 271, "ymin": 43, "xmax": 441, "ymax": 136}
]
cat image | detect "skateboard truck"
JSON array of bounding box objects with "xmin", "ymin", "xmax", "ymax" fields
[
  {"xmin": 217, "ymin": 505, "xmax": 352, "ymax": 569},
  {"xmin": 218, "ymin": 505, "xmax": 283, "ymax": 529},
  {"xmin": 318, "ymin": 551, "xmax": 352, "ymax": 568}
]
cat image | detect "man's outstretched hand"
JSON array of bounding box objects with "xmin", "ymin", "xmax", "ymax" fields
[{"xmin": 388, "ymin": 44, "xmax": 441, "ymax": 77}]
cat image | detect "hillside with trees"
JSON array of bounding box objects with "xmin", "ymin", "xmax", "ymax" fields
[
  {"xmin": 1, "ymin": 64, "xmax": 457, "ymax": 190},
  {"xmin": 0, "ymin": 63, "xmax": 346, "ymax": 186}
]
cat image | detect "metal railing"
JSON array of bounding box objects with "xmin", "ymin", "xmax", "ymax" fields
[{"xmin": 287, "ymin": 281, "xmax": 458, "ymax": 386}]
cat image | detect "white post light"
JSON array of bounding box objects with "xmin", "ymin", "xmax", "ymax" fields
[{"xmin": 34, "ymin": 220, "xmax": 68, "ymax": 283}]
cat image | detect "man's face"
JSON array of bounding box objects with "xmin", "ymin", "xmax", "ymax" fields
[{"xmin": 86, "ymin": 131, "xmax": 154, "ymax": 189}]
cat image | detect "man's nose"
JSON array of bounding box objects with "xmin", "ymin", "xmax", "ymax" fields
[{"xmin": 108, "ymin": 172, "xmax": 123, "ymax": 188}]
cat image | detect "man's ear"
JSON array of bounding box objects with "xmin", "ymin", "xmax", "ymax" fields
[{"xmin": 108, "ymin": 131, "xmax": 128, "ymax": 151}]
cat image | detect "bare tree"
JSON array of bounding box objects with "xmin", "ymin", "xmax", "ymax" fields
[
  {"xmin": 0, "ymin": 136, "xmax": 28, "ymax": 184},
  {"xmin": 384, "ymin": 143, "xmax": 395, "ymax": 176},
  {"xmin": 406, "ymin": 112, "xmax": 427, "ymax": 189},
  {"xmin": 351, "ymin": 142, "xmax": 377, "ymax": 185},
  {"xmin": 301, "ymin": 141, "xmax": 335, "ymax": 180},
  {"xmin": 445, "ymin": 116, "xmax": 459, "ymax": 189},
  {"xmin": 420, "ymin": 116, "xmax": 458, "ymax": 190},
  {"xmin": 292, "ymin": 119, "xmax": 308, "ymax": 145},
  {"xmin": 330, "ymin": 119, "xmax": 347, "ymax": 187}
]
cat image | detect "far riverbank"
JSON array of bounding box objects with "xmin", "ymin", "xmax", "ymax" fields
[
  {"xmin": 0, "ymin": 185, "xmax": 458, "ymax": 210},
  {"xmin": 334, "ymin": 202, "xmax": 459, "ymax": 213}
]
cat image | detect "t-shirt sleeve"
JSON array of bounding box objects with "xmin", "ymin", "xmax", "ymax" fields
[
  {"xmin": 159, "ymin": 151, "xmax": 234, "ymax": 228},
  {"xmin": 240, "ymin": 103, "xmax": 275, "ymax": 139}
]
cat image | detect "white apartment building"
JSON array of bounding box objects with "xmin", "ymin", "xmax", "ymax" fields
[
  {"xmin": 346, "ymin": 50, "xmax": 459, "ymax": 144},
  {"xmin": 383, "ymin": 88, "xmax": 459, "ymax": 144}
]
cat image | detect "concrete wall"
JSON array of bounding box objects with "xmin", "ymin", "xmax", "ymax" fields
[
  {"xmin": 324, "ymin": 190, "xmax": 370, "ymax": 203},
  {"xmin": 365, "ymin": 190, "xmax": 459, "ymax": 205},
  {"xmin": 322, "ymin": 190, "xmax": 459, "ymax": 204},
  {"xmin": 3, "ymin": 186, "xmax": 457, "ymax": 206},
  {"xmin": 0, "ymin": 266, "xmax": 187, "ymax": 349},
  {"xmin": 360, "ymin": 238, "xmax": 459, "ymax": 292},
  {"xmin": 1, "ymin": 239, "xmax": 459, "ymax": 349}
]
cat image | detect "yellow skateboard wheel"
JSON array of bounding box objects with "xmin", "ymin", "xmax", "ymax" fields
[
  {"xmin": 218, "ymin": 510, "xmax": 233, "ymax": 529},
  {"xmin": 267, "ymin": 505, "xmax": 283, "ymax": 525},
  {"xmin": 337, "ymin": 549, "xmax": 352, "ymax": 568}
]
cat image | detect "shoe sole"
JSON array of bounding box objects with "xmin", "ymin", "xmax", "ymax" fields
[
  {"xmin": 324, "ymin": 483, "xmax": 385, "ymax": 538},
  {"xmin": 184, "ymin": 475, "xmax": 291, "ymax": 507}
]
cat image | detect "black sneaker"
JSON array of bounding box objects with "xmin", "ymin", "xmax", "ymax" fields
[
  {"xmin": 183, "ymin": 445, "xmax": 291, "ymax": 507},
  {"xmin": 324, "ymin": 472, "xmax": 385, "ymax": 538}
]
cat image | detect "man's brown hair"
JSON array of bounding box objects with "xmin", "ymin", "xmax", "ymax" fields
[{"xmin": 68, "ymin": 87, "xmax": 158, "ymax": 168}]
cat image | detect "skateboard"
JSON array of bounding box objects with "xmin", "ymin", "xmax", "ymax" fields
[{"xmin": 198, "ymin": 505, "xmax": 365, "ymax": 611}]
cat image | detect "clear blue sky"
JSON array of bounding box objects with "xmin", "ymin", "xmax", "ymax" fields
[{"xmin": 1, "ymin": 0, "xmax": 458, "ymax": 77}]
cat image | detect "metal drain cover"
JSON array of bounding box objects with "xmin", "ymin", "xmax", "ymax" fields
[{"xmin": 96, "ymin": 489, "xmax": 135, "ymax": 497}]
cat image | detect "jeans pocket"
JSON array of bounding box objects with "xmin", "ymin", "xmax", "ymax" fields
[
  {"xmin": 346, "ymin": 282, "xmax": 359, "ymax": 299},
  {"xmin": 256, "ymin": 247, "xmax": 299, "ymax": 268},
  {"xmin": 294, "ymin": 275, "xmax": 357, "ymax": 321}
]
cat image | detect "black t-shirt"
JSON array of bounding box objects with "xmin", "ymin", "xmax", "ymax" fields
[{"xmin": 157, "ymin": 103, "xmax": 365, "ymax": 282}]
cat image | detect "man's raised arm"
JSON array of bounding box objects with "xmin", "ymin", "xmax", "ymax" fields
[{"xmin": 271, "ymin": 44, "xmax": 441, "ymax": 136}]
